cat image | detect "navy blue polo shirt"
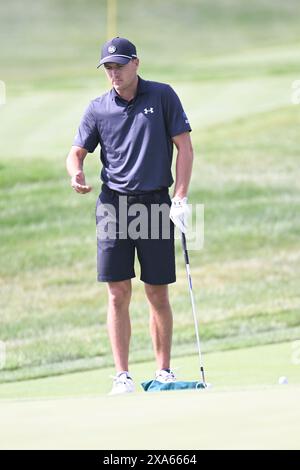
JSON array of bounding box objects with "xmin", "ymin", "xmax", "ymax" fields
[{"xmin": 73, "ymin": 76, "xmax": 191, "ymax": 193}]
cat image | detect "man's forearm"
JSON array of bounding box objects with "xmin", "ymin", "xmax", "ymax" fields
[
  {"xmin": 66, "ymin": 146, "xmax": 92, "ymax": 194},
  {"xmin": 66, "ymin": 146, "xmax": 87, "ymax": 178},
  {"xmin": 66, "ymin": 153, "xmax": 84, "ymax": 178},
  {"xmin": 173, "ymin": 146, "xmax": 194, "ymax": 199}
]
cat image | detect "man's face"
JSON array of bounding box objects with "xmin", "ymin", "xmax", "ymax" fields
[{"xmin": 104, "ymin": 58, "xmax": 139, "ymax": 94}]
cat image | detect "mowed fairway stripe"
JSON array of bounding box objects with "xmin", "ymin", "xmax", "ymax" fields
[
  {"xmin": 176, "ymin": 75, "xmax": 295, "ymax": 129},
  {"xmin": 0, "ymin": 74, "xmax": 294, "ymax": 161},
  {"xmin": 0, "ymin": 386, "xmax": 299, "ymax": 450}
]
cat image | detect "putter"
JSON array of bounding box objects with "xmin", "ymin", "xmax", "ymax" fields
[
  {"xmin": 141, "ymin": 229, "xmax": 209, "ymax": 392},
  {"xmin": 181, "ymin": 231, "xmax": 207, "ymax": 387}
]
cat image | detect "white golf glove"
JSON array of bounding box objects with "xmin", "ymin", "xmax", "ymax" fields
[{"xmin": 169, "ymin": 196, "xmax": 190, "ymax": 233}]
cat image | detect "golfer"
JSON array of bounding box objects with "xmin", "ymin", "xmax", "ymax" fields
[{"xmin": 66, "ymin": 37, "xmax": 193, "ymax": 394}]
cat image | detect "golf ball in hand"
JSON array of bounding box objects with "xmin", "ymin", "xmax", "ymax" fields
[{"xmin": 278, "ymin": 376, "xmax": 288, "ymax": 385}]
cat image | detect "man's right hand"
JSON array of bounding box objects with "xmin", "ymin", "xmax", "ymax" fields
[{"xmin": 71, "ymin": 170, "xmax": 92, "ymax": 194}]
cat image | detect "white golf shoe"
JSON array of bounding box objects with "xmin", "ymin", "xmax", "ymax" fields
[
  {"xmin": 155, "ymin": 368, "xmax": 177, "ymax": 383},
  {"xmin": 109, "ymin": 372, "xmax": 135, "ymax": 395}
]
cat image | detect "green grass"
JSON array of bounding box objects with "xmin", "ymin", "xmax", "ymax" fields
[
  {"xmin": 0, "ymin": 0, "xmax": 300, "ymax": 383},
  {"xmin": 3, "ymin": 386, "xmax": 300, "ymax": 449},
  {"xmin": 0, "ymin": 342, "xmax": 299, "ymax": 449},
  {"xmin": 0, "ymin": 341, "xmax": 299, "ymax": 399}
]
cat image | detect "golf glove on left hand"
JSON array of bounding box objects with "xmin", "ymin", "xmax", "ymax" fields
[{"xmin": 170, "ymin": 196, "xmax": 190, "ymax": 233}]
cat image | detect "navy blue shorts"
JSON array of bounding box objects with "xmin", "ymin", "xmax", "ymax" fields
[{"xmin": 95, "ymin": 185, "xmax": 176, "ymax": 284}]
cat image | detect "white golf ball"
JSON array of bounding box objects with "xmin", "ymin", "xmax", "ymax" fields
[{"xmin": 278, "ymin": 376, "xmax": 288, "ymax": 385}]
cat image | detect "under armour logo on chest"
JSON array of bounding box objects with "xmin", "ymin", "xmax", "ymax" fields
[{"xmin": 144, "ymin": 107, "xmax": 154, "ymax": 114}]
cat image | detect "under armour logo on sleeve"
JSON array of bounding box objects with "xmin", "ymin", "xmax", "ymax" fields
[
  {"xmin": 144, "ymin": 107, "xmax": 154, "ymax": 114},
  {"xmin": 183, "ymin": 111, "xmax": 189, "ymax": 124}
]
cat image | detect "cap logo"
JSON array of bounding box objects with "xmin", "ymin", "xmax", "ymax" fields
[{"xmin": 108, "ymin": 45, "xmax": 116, "ymax": 54}]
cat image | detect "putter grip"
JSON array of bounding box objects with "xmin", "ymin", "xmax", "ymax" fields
[{"xmin": 181, "ymin": 232, "xmax": 190, "ymax": 265}]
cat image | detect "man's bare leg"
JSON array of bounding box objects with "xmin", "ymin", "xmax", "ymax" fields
[
  {"xmin": 144, "ymin": 283, "xmax": 173, "ymax": 370},
  {"xmin": 106, "ymin": 279, "xmax": 132, "ymax": 373}
]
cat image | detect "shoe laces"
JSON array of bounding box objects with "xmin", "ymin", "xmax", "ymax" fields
[
  {"xmin": 110, "ymin": 372, "xmax": 133, "ymax": 385},
  {"xmin": 155, "ymin": 368, "xmax": 177, "ymax": 381}
]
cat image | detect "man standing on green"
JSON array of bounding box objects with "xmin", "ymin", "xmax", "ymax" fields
[{"xmin": 66, "ymin": 37, "xmax": 193, "ymax": 394}]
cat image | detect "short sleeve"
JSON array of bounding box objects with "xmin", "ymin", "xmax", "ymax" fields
[
  {"xmin": 73, "ymin": 101, "xmax": 99, "ymax": 153},
  {"xmin": 162, "ymin": 85, "xmax": 192, "ymax": 137}
]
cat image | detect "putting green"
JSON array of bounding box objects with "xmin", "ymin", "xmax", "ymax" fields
[
  {"xmin": 0, "ymin": 386, "xmax": 299, "ymax": 450},
  {"xmin": 0, "ymin": 342, "xmax": 299, "ymax": 449}
]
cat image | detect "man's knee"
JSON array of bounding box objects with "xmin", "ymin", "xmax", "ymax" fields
[
  {"xmin": 145, "ymin": 284, "xmax": 170, "ymax": 310},
  {"xmin": 107, "ymin": 280, "xmax": 132, "ymax": 308}
]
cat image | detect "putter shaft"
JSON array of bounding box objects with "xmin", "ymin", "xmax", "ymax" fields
[{"xmin": 181, "ymin": 232, "xmax": 206, "ymax": 385}]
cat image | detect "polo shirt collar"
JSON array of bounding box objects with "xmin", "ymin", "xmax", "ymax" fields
[
  {"xmin": 111, "ymin": 76, "xmax": 148, "ymax": 101},
  {"xmin": 136, "ymin": 76, "xmax": 148, "ymax": 95}
]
